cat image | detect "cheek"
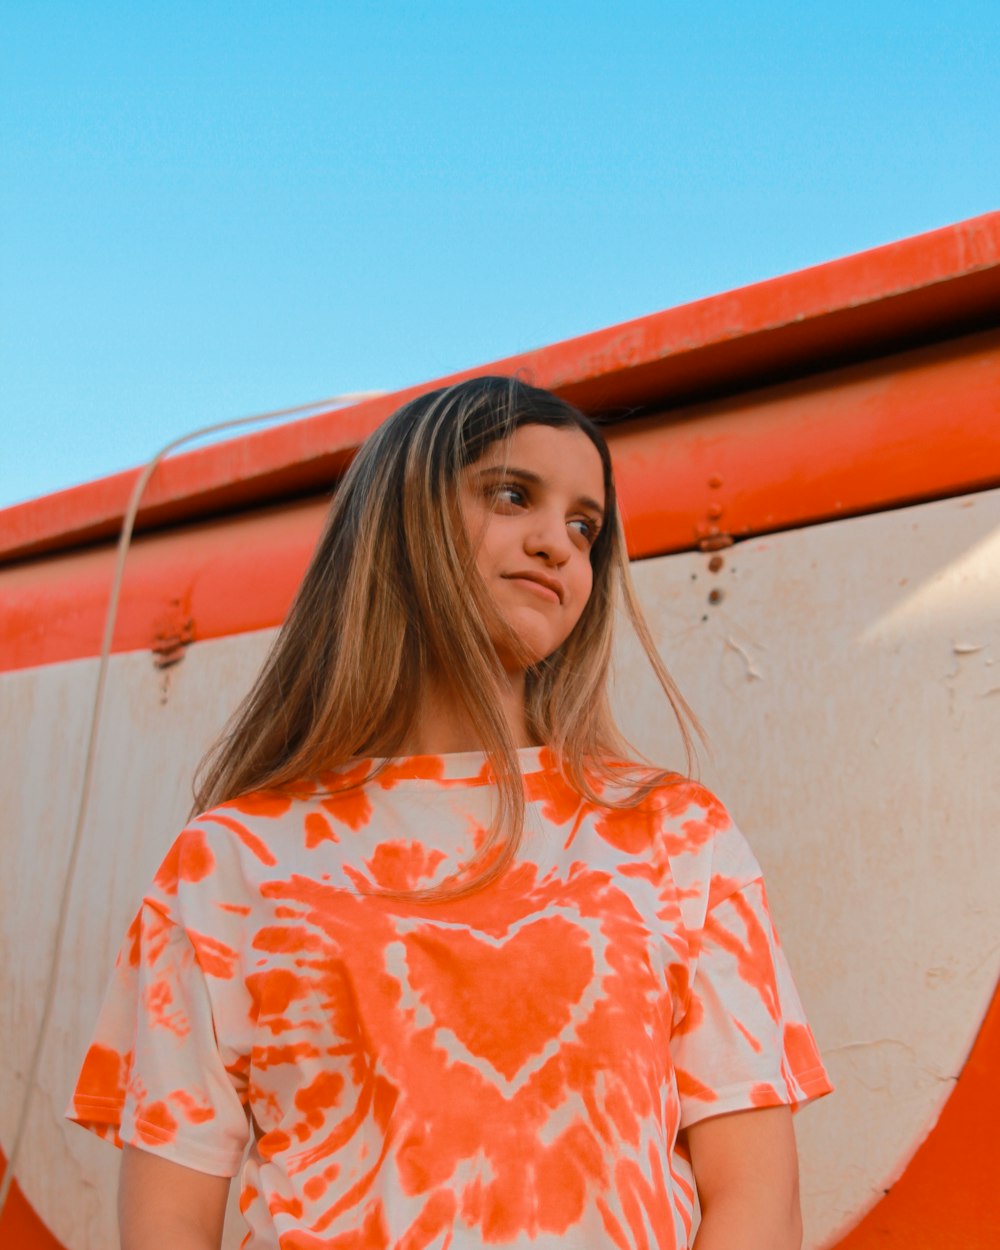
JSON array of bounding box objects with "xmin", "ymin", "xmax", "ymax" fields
[
  {"xmin": 457, "ymin": 494, "xmax": 489, "ymax": 554},
  {"xmin": 567, "ymin": 564, "xmax": 595, "ymax": 623},
  {"xmin": 473, "ymin": 529, "xmax": 504, "ymax": 583}
]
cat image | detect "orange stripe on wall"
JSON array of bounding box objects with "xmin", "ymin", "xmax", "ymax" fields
[
  {"xmin": 0, "ymin": 1152, "xmax": 67, "ymax": 1250},
  {"xmin": 613, "ymin": 329, "xmax": 1000, "ymax": 557},
  {"xmin": 2, "ymin": 330, "xmax": 999, "ymax": 674},
  {"xmin": 0, "ymin": 498, "xmax": 325, "ymax": 673},
  {"xmin": 831, "ymin": 977, "xmax": 1000, "ymax": 1247}
]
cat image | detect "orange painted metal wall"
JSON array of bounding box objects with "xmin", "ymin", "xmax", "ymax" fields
[
  {"xmin": 0, "ymin": 1155, "xmax": 64, "ymax": 1250},
  {"xmin": 3, "ymin": 329, "xmax": 998, "ymax": 675}
]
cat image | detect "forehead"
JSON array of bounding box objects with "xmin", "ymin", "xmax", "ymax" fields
[{"xmin": 471, "ymin": 423, "xmax": 606, "ymax": 505}]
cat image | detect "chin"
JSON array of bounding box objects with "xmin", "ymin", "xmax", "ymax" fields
[{"xmin": 494, "ymin": 622, "xmax": 565, "ymax": 672}]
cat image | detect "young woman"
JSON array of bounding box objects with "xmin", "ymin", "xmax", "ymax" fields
[{"xmin": 68, "ymin": 377, "xmax": 832, "ymax": 1249}]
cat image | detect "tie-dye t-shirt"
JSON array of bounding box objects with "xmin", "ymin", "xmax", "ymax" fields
[{"xmin": 68, "ymin": 747, "xmax": 831, "ymax": 1249}]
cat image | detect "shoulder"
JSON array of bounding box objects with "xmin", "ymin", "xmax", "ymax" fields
[
  {"xmin": 599, "ymin": 764, "xmax": 732, "ymax": 829},
  {"xmin": 640, "ymin": 773, "xmax": 731, "ymax": 822},
  {"xmin": 652, "ymin": 778, "xmax": 764, "ymax": 908},
  {"xmin": 606, "ymin": 767, "xmax": 761, "ymax": 880},
  {"xmin": 148, "ymin": 786, "xmax": 311, "ymax": 906},
  {"xmin": 196, "ymin": 781, "xmax": 321, "ymax": 840}
]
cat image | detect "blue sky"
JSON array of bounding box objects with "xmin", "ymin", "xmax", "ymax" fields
[{"xmin": 3, "ymin": 1, "xmax": 998, "ymax": 510}]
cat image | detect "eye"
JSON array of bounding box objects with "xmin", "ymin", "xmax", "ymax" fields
[
  {"xmin": 569, "ymin": 516, "xmax": 600, "ymax": 545},
  {"xmin": 493, "ymin": 483, "xmax": 527, "ymax": 508}
]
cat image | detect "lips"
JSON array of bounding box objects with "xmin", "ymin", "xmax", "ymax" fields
[{"xmin": 502, "ymin": 572, "xmax": 563, "ymax": 603}]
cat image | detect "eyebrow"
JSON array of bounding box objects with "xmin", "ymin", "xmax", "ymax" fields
[{"xmin": 473, "ymin": 465, "xmax": 605, "ymax": 520}]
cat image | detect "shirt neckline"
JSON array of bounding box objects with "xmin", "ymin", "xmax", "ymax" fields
[{"xmin": 340, "ymin": 745, "xmax": 553, "ymax": 785}]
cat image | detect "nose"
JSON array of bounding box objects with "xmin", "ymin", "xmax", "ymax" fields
[{"xmin": 524, "ymin": 507, "xmax": 573, "ymax": 565}]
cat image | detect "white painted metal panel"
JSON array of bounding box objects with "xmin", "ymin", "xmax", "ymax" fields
[
  {"xmin": 1, "ymin": 636, "xmax": 273, "ymax": 1250},
  {"xmin": 615, "ymin": 487, "xmax": 1000, "ymax": 1244}
]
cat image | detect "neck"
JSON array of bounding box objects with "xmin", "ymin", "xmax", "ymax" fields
[{"xmin": 399, "ymin": 671, "xmax": 532, "ymax": 755}]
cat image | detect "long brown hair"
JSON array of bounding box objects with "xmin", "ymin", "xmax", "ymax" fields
[{"xmin": 193, "ymin": 376, "xmax": 701, "ymax": 898}]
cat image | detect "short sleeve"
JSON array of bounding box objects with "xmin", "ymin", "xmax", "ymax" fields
[
  {"xmin": 668, "ymin": 815, "xmax": 833, "ymax": 1129},
  {"xmin": 66, "ymin": 899, "xmax": 250, "ymax": 1177}
]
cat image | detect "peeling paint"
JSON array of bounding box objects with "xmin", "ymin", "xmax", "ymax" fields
[
  {"xmin": 723, "ymin": 635, "xmax": 764, "ymax": 681},
  {"xmin": 151, "ymin": 619, "xmax": 194, "ymax": 670},
  {"xmin": 697, "ymin": 531, "xmax": 734, "ymax": 552}
]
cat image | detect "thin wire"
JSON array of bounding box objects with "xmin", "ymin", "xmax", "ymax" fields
[{"xmin": 0, "ymin": 390, "xmax": 384, "ymax": 1221}]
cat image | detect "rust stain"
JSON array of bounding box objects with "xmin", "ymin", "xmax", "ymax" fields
[
  {"xmin": 151, "ymin": 600, "xmax": 195, "ymax": 670},
  {"xmin": 697, "ymin": 532, "xmax": 734, "ymax": 552}
]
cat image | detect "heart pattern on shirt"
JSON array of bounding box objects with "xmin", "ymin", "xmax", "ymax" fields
[{"xmin": 401, "ymin": 915, "xmax": 596, "ymax": 1082}]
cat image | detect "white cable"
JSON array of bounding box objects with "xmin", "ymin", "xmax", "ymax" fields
[{"xmin": 0, "ymin": 390, "xmax": 384, "ymax": 1223}]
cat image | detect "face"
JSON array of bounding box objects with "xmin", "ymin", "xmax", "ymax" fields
[{"xmin": 458, "ymin": 423, "xmax": 606, "ymax": 672}]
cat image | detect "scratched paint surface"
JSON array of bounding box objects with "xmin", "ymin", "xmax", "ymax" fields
[{"xmin": 1, "ymin": 487, "xmax": 998, "ymax": 1247}]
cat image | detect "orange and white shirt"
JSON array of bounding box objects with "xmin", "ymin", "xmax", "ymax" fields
[{"xmin": 68, "ymin": 747, "xmax": 832, "ymax": 1249}]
